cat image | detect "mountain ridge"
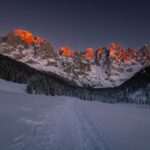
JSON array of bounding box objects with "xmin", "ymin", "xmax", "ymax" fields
[{"xmin": 0, "ymin": 29, "xmax": 150, "ymax": 89}]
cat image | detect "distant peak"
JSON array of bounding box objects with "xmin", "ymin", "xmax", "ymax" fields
[
  {"xmin": 59, "ymin": 46, "xmax": 75, "ymax": 57},
  {"xmin": 85, "ymin": 48, "xmax": 95, "ymax": 60},
  {"xmin": 11, "ymin": 29, "xmax": 45, "ymax": 44}
]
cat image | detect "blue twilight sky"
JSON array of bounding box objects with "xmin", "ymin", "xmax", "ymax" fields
[{"xmin": 0, "ymin": 0, "xmax": 150, "ymax": 51}]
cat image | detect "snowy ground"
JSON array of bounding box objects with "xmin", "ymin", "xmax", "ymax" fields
[
  {"xmin": 0, "ymin": 80, "xmax": 150, "ymax": 150},
  {"xmin": 0, "ymin": 79, "xmax": 26, "ymax": 94}
]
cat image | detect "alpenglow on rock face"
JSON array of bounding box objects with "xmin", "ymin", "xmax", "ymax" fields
[
  {"xmin": 59, "ymin": 46, "xmax": 76, "ymax": 57},
  {"xmin": 0, "ymin": 30, "xmax": 150, "ymax": 88},
  {"xmin": 11, "ymin": 30, "xmax": 46, "ymax": 44},
  {"xmin": 0, "ymin": 30, "xmax": 55, "ymax": 59}
]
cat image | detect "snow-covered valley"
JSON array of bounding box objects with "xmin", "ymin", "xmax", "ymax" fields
[{"xmin": 0, "ymin": 80, "xmax": 150, "ymax": 150}]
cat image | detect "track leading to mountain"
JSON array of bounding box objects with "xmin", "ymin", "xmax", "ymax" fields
[{"xmin": 9, "ymin": 97, "xmax": 109, "ymax": 150}]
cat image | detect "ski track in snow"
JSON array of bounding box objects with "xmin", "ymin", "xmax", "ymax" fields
[
  {"xmin": 10, "ymin": 99, "xmax": 109, "ymax": 150},
  {"xmin": 0, "ymin": 88, "xmax": 150, "ymax": 150}
]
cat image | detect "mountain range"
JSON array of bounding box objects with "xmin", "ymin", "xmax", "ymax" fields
[{"xmin": 0, "ymin": 30, "xmax": 150, "ymax": 103}]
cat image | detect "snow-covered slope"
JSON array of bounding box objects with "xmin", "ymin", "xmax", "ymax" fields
[
  {"xmin": 0, "ymin": 88, "xmax": 150, "ymax": 150},
  {"xmin": 0, "ymin": 30, "xmax": 149, "ymax": 88},
  {"xmin": 0, "ymin": 79, "xmax": 26, "ymax": 93}
]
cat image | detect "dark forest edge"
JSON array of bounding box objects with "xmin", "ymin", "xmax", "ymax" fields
[{"xmin": 0, "ymin": 54, "xmax": 150, "ymax": 104}]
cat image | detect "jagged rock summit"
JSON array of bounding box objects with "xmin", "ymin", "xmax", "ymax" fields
[{"xmin": 0, "ymin": 29, "xmax": 55, "ymax": 59}]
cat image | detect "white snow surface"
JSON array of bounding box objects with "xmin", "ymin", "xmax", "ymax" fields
[
  {"xmin": 0, "ymin": 79, "xmax": 26, "ymax": 93},
  {"xmin": 0, "ymin": 80, "xmax": 150, "ymax": 150}
]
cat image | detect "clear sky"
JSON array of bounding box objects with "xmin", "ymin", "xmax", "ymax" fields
[{"xmin": 0, "ymin": 0, "xmax": 150, "ymax": 51}]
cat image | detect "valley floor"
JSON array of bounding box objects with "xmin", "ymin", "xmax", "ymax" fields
[{"xmin": 0, "ymin": 82, "xmax": 150, "ymax": 150}]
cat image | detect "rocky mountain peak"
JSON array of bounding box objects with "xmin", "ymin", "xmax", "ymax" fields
[
  {"xmin": 85, "ymin": 48, "xmax": 95, "ymax": 60},
  {"xmin": 59, "ymin": 46, "xmax": 76, "ymax": 57},
  {"xmin": 10, "ymin": 30, "xmax": 44, "ymax": 45},
  {"xmin": 0, "ymin": 29, "xmax": 55, "ymax": 59}
]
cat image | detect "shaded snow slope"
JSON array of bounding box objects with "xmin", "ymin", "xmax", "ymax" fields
[
  {"xmin": 0, "ymin": 90, "xmax": 150, "ymax": 150},
  {"xmin": 0, "ymin": 79, "xmax": 26, "ymax": 93}
]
